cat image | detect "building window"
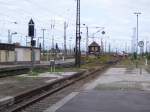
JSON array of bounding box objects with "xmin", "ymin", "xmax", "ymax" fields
[{"xmin": 95, "ymin": 47, "xmax": 98, "ymax": 52}]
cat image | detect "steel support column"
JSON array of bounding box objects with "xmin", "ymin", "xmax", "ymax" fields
[{"xmin": 75, "ymin": 0, "xmax": 81, "ymax": 67}]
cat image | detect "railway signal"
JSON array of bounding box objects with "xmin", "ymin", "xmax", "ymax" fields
[{"xmin": 28, "ymin": 19, "xmax": 35, "ymax": 68}]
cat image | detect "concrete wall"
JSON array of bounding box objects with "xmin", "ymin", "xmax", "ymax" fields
[
  {"xmin": 15, "ymin": 47, "xmax": 40, "ymax": 63},
  {"xmin": 8, "ymin": 51, "xmax": 15, "ymax": 62},
  {"xmin": 0, "ymin": 50, "xmax": 15, "ymax": 63},
  {"xmin": 15, "ymin": 48, "xmax": 31, "ymax": 62},
  {"xmin": 0, "ymin": 47, "xmax": 40, "ymax": 64},
  {"xmin": 0, "ymin": 50, "xmax": 6, "ymax": 62},
  {"xmin": 34, "ymin": 49, "xmax": 40, "ymax": 61}
]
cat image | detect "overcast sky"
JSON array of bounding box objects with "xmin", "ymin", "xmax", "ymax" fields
[{"xmin": 0, "ymin": 0, "xmax": 150, "ymax": 52}]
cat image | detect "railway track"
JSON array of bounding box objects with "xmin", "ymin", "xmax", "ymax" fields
[{"xmin": 2, "ymin": 65, "xmax": 109, "ymax": 112}]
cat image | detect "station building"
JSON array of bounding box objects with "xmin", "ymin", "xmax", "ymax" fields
[
  {"xmin": 0, "ymin": 43, "xmax": 40, "ymax": 64},
  {"xmin": 88, "ymin": 41, "xmax": 101, "ymax": 55}
]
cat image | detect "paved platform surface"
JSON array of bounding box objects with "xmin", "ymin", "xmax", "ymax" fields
[
  {"xmin": 45, "ymin": 67, "xmax": 150, "ymax": 112},
  {"xmin": 56, "ymin": 90, "xmax": 150, "ymax": 112},
  {"xmin": 0, "ymin": 72, "xmax": 76, "ymax": 97},
  {"xmin": 84, "ymin": 67, "xmax": 150, "ymax": 91}
]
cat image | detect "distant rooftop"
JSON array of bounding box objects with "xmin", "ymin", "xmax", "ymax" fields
[{"xmin": 89, "ymin": 41, "xmax": 100, "ymax": 47}]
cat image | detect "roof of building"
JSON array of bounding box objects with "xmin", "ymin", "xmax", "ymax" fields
[
  {"xmin": 89, "ymin": 41, "xmax": 100, "ymax": 47},
  {"xmin": 0, "ymin": 43, "xmax": 40, "ymax": 50},
  {"xmin": 15, "ymin": 45, "xmax": 40, "ymax": 49},
  {"xmin": 0, "ymin": 43, "xmax": 15, "ymax": 50}
]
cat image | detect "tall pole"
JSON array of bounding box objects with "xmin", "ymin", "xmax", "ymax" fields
[
  {"xmin": 41, "ymin": 29, "xmax": 46, "ymax": 54},
  {"xmin": 8, "ymin": 30, "xmax": 11, "ymax": 44},
  {"xmin": 26, "ymin": 36, "xmax": 27, "ymax": 46},
  {"xmin": 86, "ymin": 26, "xmax": 89, "ymax": 56},
  {"xmin": 75, "ymin": 0, "xmax": 81, "ymax": 67},
  {"xmin": 134, "ymin": 12, "xmax": 141, "ymax": 68},
  {"xmin": 83, "ymin": 24, "xmax": 89, "ymax": 56},
  {"xmin": 105, "ymin": 40, "xmax": 107, "ymax": 53},
  {"xmin": 50, "ymin": 20, "xmax": 55, "ymax": 59},
  {"xmin": 51, "ymin": 35, "xmax": 55, "ymax": 59},
  {"xmin": 137, "ymin": 14, "xmax": 139, "ymax": 53},
  {"xmin": 69, "ymin": 37, "xmax": 72, "ymax": 55},
  {"xmin": 134, "ymin": 12, "xmax": 141, "ymax": 54},
  {"xmin": 52, "ymin": 35, "xmax": 54, "ymax": 50},
  {"xmin": 64, "ymin": 21, "xmax": 67, "ymax": 56},
  {"xmin": 132, "ymin": 27, "xmax": 136, "ymax": 53},
  {"xmin": 109, "ymin": 43, "xmax": 111, "ymax": 54},
  {"xmin": 101, "ymin": 38, "xmax": 104, "ymax": 54},
  {"xmin": 146, "ymin": 41, "xmax": 149, "ymax": 53},
  {"xmin": 125, "ymin": 42, "xmax": 127, "ymax": 52}
]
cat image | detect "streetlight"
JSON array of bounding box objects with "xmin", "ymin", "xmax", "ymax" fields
[
  {"xmin": 134, "ymin": 12, "xmax": 141, "ymax": 54},
  {"xmin": 11, "ymin": 21, "xmax": 17, "ymax": 24},
  {"xmin": 8, "ymin": 32, "xmax": 17, "ymax": 44},
  {"xmin": 92, "ymin": 28, "xmax": 105, "ymax": 41},
  {"xmin": 7, "ymin": 21, "xmax": 18, "ymax": 44},
  {"xmin": 92, "ymin": 28, "xmax": 105, "ymax": 36}
]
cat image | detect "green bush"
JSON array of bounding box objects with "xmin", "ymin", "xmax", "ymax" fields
[
  {"xmin": 98, "ymin": 55, "xmax": 110, "ymax": 64},
  {"xmin": 147, "ymin": 54, "xmax": 150, "ymax": 60},
  {"xmin": 133, "ymin": 52, "xmax": 137, "ymax": 60}
]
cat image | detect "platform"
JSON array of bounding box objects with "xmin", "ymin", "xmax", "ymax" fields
[{"xmin": 46, "ymin": 90, "xmax": 150, "ymax": 112}]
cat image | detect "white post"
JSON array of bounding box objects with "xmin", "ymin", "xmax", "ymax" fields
[
  {"xmin": 62, "ymin": 56, "xmax": 65, "ymax": 61},
  {"xmin": 145, "ymin": 58, "xmax": 148, "ymax": 66}
]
